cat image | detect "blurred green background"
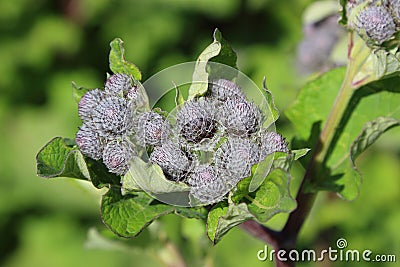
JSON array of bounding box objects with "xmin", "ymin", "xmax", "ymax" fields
[{"xmin": 0, "ymin": 0, "xmax": 398, "ymax": 266}]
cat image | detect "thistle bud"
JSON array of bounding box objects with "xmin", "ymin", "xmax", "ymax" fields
[
  {"xmin": 92, "ymin": 96, "xmax": 134, "ymax": 137},
  {"xmin": 136, "ymin": 111, "xmax": 171, "ymax": 146},
  {"xmin": 102, "ymin": 139, "xmax": 136, "ymax": 175},
  {"xmin": 75, "ymin": 123, "xmax": 104, "ymax": 160},
  {"xmin": 209, "ymin": 78, "xmax": 245, "ymax": 102},
  {"xmin": 258, "ymin": 131, "xmax": 288, "ymax": 160},
  {"xmin": 149, "ymin": 141, "xmax": 192, "ymax": 181},
  {"xmin": 218, "ymin": 96, "xmax": 261, "ymax": 137},
  {"xmin": 214, "ymin": 137, "xmax": 259, "ymax": 182},
  {"xmin": 188, "ymin": 164, "xmax": 229, "ymax": 204},
  {"xmin": 105, "ymin": 73, "xmax": 133, "ymax": 96},
  {"xmin": 78, "ymin": 89, "xmax": 104, "ymax": 122},
  {"xmin": 352, "ymin": 5, "xmax": 396, "ymax": 45},
  {"xmin": 176, "ymin": 98, "xmax": 217, "ymax": 143}
]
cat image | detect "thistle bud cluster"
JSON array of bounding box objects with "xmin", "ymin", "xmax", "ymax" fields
[
  {"xmin": 76, "ymin": 74, "xmax": 140, "ymax": 175},
  {"xmin": 76, "ymin": 75, "xmax": 288, "ymax": 205},
  {"xmin": 347, "ymin": 0, "xmax": 400, "ymax": 46}
]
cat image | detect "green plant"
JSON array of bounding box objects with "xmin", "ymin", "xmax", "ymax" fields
[{"xmin": 36, "ymin": 1, "xmax": 400, "ymax": 266}]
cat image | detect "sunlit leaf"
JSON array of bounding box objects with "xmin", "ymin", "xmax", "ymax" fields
[
  {"xmin": 188, "ymin": 29, "xmax": 237, "ymax": 100},
  {"xmin": 36, "ymin": 137, "xmax": 89, "ymax": 180},
  {"xmin": 206, "ymin": 202, "xmax": 254, "ymax": 244},
  {"xmin": 101, "ymin": 188, "xmax": 206, "ymax": 238},
  {"xmin": 286, "ymin": 67, "xmax": 400, "ymax": 199},
  {"xmin": 109, "ymin": 38, "xmax": 142, "ymax": 81},
  {"xmin": 246, "ymin": 169, "xmax": 296, "ymax": 222}
]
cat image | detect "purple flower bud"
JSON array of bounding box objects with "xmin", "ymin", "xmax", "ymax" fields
[
  {"xmin": 102, "ymin": 139, "xmax": 136, "ymax": 175},
  {"xmin": 218, "ymin": 96, "xmax": 261, "ymax": 137},
  {"xmin": 188, "ymin": 164, "xmax": 229, "ymax": 204},
  {"xmin": 176, "ymin": 98, "xmax": 217, "ymax": 143},
  {"xmin": 355, "ymin": 6, "xmax": 396, "ymax": 44},
  {"xmin": 92, "ymin": 96, "xmax": 134, "ymax": 137},
  {"xmin": 105, "ymin": 74, "xmax": 133, "ymax": 96},
  {"xmin": 209, "ymin": 79, "xmax": 245, "ymax": 102},
  {"xmin": 136, "ymin": 111, "xmax": 171, "ymax": 146},
  {"xmin": 78, "ymin": 89, "xmax": 104, "ymax": 122},
  {"xmin": 76, "ymin": 123, "xmax": 104, "ymax": 160},
  {"xmin": 149, "ymin": 141, "xmax": 192, "ymax": 181},
  {"xmin": 258, "ymin": 131, "xmax": 288, "ymax": 160},
  {"xmin": 214, "ymin": 137, "xmax": 259, "ymax": 182}
]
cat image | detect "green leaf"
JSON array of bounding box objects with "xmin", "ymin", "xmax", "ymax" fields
[
  {"xmin": 121, "ymin": 171, "xmax": 142, "ymax": 194},
  {"xmin": 36, "ymin": 137, "xmax": 89, "ymax": 180},
  {"xmin": 101, "ymin": 189, "xmax": 175, "ymax": 237},
  {"xmin": 85, "ymin": 157, "xmax": 120, "ymax": 189},
  {"xmin": 109, "ymin": 38, "xmax": 142, "ymax": 81},
  {"xmin": 332, "ymin": 117, "xmax": 400, "ymax": 199},
  {"xmin": 261, "ymin": 77, "xmax": 280, "ymax": 127},
  {"xmin": 286, "ymin": 68, "xmax": 400, "ymax": 199},
  {"xmin": 285, "ymin": 67, "xmax": 346, "ymax": 141},
  {"xmin": 101, "ymin": 188, "xmax": 206, "ymax": 238},
  {"xmin": 350, "ymin": 117, "xmax": 400, "ymax": 160},
  {"xmin": 373, "ymin": 49, "xmax": 400, "ymax": 79},
  {"xmin": 72, "ymin": 81, "xmax": 92, "ymax": 104},
  {"xmin": 293, "ymin": 148, "xmax": 311, "ymax": 161},
  {"xmin": 126, "ymin": 156, "xmax": 190, "ymax": 194},
  {"xmin": 246, "ymin": 169, "xmax": 297, "ymax": 222},
  {"xmin": 248, "ymin": 153, "xmax": 274, "ymax": 192},
  {"xmin": 188, "ymin": 29, "xmax": 237, "ymax": 100},
  {"xmin": 206, "ymin": 202, "xmax": 254, "ymax": 244},
  {"xmin": 174, "ymin": 84, "xmax": 185, "ymax": 107}
]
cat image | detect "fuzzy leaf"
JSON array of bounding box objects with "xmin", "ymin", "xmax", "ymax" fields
[
  {"xmin": 206, "ymin": 202, "xmax": 254, "ymax": 244},
  {"xmin": 109, "ymin": 38, "xmax": 142, "ymax": 81},
  {"xmin": 331, "ymin": 117, "xmax": 400, "ymax": 199},
  {"xmin": 101, "ymin": 189, "xmax": 175, "ymax": 237},
  {"xmin": 36, "ymin": 137, "xmax": 89, "ymax": 180},
  {"xmin": 188, "ymin": 29, "xmax": 237, "ymax": 100},
  {"xmin": 246, "ymin": 169, "xmax": 296, "ymax": 222},
  {"xmin": 373, "ymin": 49, "xmax": 400, "ymax": 79},
  {"xmin": 101, "ymin": 188, "xmax": 206, "ymax": 238},
  {"xmin": 286, "ymin": 67, "xmax": 400, "ymax": 199}
]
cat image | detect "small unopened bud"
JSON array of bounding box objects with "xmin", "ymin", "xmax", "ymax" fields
[
  {"xmin": 102, "ymin": 139, "xmax": 136, "ymax": 175},
  {"xmin": 92, "ymin": 96, "xmax": 134, "ymax": 137},
  {"xmin": 105, "ymin": 73, "xmax": 133, "ymax": 96},
  {"xmin": 76, "ymin": 123, "xmax": 104, "ymax": 160},
  {"xmin": 218, "ymin": 96, "xmax": 261, "ymax": 137},
  {"xmin": 387, "ymin": 0, "xmax": 400, "ymax": 26},
  {"xmin": 149, "ymin": 141, "xmax": 192, "ymax": 181},
  {"xmin": 136, "ymin": 111, "xmax": 171, "ymax": 146},
  {"xmin": 258, "ymin": 131, "xmax": 288, "ymax": 160},
  {"xmin": 354, "ymin": 5, "xmax": 396, "ymax": 44},
  {"xmin": 214, "ymin": 137, "xmax": 259, "ymax": 182},
  {"xmin": 176, "ymin": 98, "xmax": 217, "ymax": 143},
  {"xmin": 188, "ymin": 164, "xmax": 229, "ymax": 204},
  {"xmin": 209, "ymin": 78, "xmax": 245, "ymax": 102},
  {"xmin": 78, "ymin": 89, "xmax": 104, "ymax": 122}
]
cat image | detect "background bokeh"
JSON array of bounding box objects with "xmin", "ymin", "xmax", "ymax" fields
[{"xmin": 0, "ymin": 0, "xmax": 398, "ymax": 266}]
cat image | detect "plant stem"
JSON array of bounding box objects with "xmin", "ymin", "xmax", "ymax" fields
[{"xmin": 241, "ymin": 33, "xmax": 373, "ymax": 267}]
